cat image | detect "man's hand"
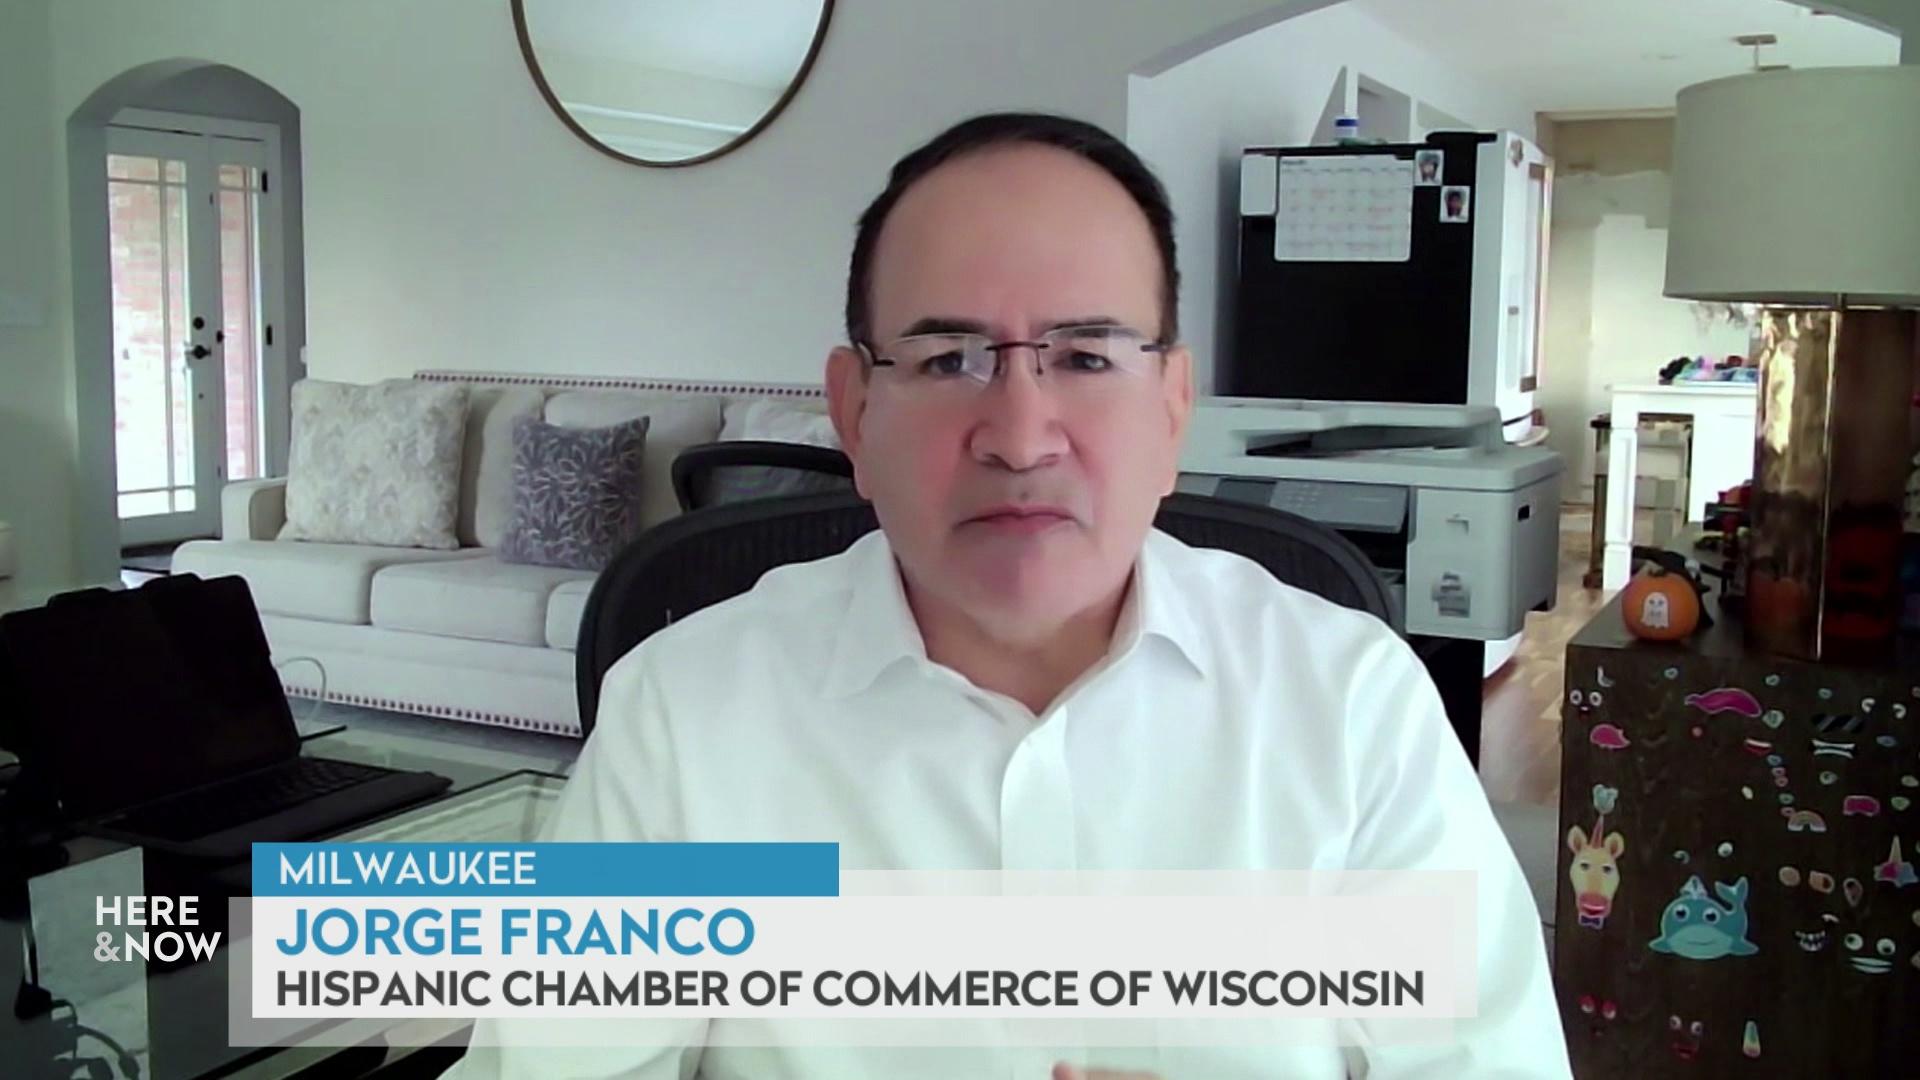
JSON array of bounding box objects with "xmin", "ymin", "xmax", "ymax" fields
[{"xmin": 1051, "ymin": 1065, "xmax": 1161, "ymax": 1080}]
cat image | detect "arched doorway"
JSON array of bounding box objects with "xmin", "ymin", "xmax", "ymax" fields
[{"xmin": 66, "ymin": 60, "xmax": 306, "ymax": 576}]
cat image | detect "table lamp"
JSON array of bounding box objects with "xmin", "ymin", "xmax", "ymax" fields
[{"xmin": 1665, "ymin": 65, "xmax": 1920, "ymax": 661}]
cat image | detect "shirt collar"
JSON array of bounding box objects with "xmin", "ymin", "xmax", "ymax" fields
[{"xmin": 821, "ymin": 528, "xmax": 1211, "ymax": 701}]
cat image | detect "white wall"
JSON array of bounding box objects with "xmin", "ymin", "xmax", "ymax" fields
[
  {"xmin": 0, "ymin": 0, "xmax": 77, "ymax": 591},
  {"xmin": 1127, "ymin": 4, "xmax": 1544, "ymax": 391},
  {"xmin": 16, "ymin": 0, "xmax": 1336, "ymax": 588},
  {"xmin": 1536, "ymin": 118, "xmax": 1753, "ymax": 500}
]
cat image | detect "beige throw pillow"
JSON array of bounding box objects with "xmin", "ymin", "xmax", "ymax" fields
[{"xmin": 279, "ymin": 379, "xmax": 470, "ymax": 549}]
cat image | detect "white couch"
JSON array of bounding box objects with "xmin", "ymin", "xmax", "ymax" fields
[{"xmin": 174, "ymin": 371, "xmax": 828, "ymax": 737}]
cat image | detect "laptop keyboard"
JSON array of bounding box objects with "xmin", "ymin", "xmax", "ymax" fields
[{"xmin": 99, "ymin": 757, "xmax": 393, "ymax": 842}]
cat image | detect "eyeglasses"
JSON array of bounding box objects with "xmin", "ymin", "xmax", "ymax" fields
[{"xmin": 861, "ymin": 325, "xmax": 1169, "ymax": 394}]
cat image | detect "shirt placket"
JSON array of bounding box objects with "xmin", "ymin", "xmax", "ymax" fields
[{"xmin": 996, "ymin": 705, "xmax": 1078, "ymax": 871}]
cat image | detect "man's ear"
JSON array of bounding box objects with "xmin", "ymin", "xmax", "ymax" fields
[
  {"xmin": 1157, "ymin": 344, "xmax": 1195, "ymax": 496},
  {"xmin": 825, "ymin": 345, "xmax": 870, "ymax": 494}
]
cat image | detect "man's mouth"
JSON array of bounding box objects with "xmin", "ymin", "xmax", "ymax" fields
[{"xmin": 963, "ymin": 506, "xmax": 1074, "ymax": 533}]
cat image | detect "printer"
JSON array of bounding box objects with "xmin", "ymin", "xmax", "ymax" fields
[{"xmin": 1178, "ymin": 397, "xmax": 1562, "ymax": 644}]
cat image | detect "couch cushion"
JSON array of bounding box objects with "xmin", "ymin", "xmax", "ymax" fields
[
  {"xmin": 173, "ymin": 539, "xmax": 484, "ymax": 624},
  {"xmin": 718, "ymin": 398, "xmax": 836, "ymax": 445},
  {"xmin": 369, "ymin": 555, "xmax": 595, "ymax": 647},
  {"xmin": 545, "ymin": 579, "xmax": 594, "ymax": 651},
  {"xmin": 543, "ymin": 391, "xmax": 722, "ymax": 533},
  {"xmin": 457, "ymin": 386, "xmax": 545, "ymax": 549}
]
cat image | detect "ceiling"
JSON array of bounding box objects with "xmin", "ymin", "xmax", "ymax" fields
[
  {"xmin": 522, "ymin": 0, "xmax": 825, "ymax": 90},
  {"xmin": 1346, "ymin": 0, "xmax": 1900, "ymax": 114}
]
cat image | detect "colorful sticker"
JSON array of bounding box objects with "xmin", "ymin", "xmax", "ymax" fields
[
  {"xmin": 1743, "ymin": 738, "xmax": 1773, "ymax": 756},
  {"xmin": 1575, "ymin": 993, "xmax": 1620, "ymax": 1037},
  {"xmin": 1820, "ymin": 688, "xmax": 1835, "ymax": 700},
  {"xmin": 1843, "ymin": 795, "xmax": 1882, "ymax": 817},
  {"xmin": 1716, "ymin": 842, "xmax": 1734, "ymax": 857},
  {"xmin": 1895, "ymin": 797, "xmax": 1913, "ymax": 812},
  {"xmin": 1568, "ymin": 826, "xmax": 1626, "ymax": 929},
  {"xmin": 1820, "ymin": 771, "xmax": 1839, "ymax": 786},
  {"xmin": 1664, "ymin": 667, "xmax": 1680, "ymax": 680},
  {"xmin": 1782, "ymin": 808, "xmax": 1826, "ymax": 833},
  {"xmin": 1844, "ymin": 877, "xmax": 1866, "ymax": 908},
  {"xmin": 1812, "ymin": 739, "xmax": 1856, "ymax": 758},
  {"xmin": 1741, "ymin": 785, "xmax": 1755, "ymax": 800},
  {"xmin": 1796, "ymin": 913, "xmax": 1837, "ymax": 952},
  {"xmin": 1863, "ymin": 697, "xmax": 1877, "ymax": 713},
  {"xmin": 1765, "ymin": 674, "xmax": 1781, "ymax": 687},
  {"xmin": 1686, "ymin": 688, "xmax": 1762, "ymax": 718},
  {"xmin": 1669, "ymin": 1015, "xmax": 1704, "ymax": 1061},
  {"xmin": 1877, "ymin": 735, "xmax": 1899, "ymax": 748},
  {"xmin": 1845, "ymin": 934, "xmax": 1896, "ymax": 975},
  {"xmin": 1809, "ymin": 871, "xmax": 1835, "ymax": 894},
  {"xmin": 1873, "ymin": 837, "xmax": 1917, "ymax": 887},
  {"xmin": 1743, "ymin": 1019, "xmax": 1762, "ymax": 1059},
  {"xmin": 1815, "ymin": 713, "xmax": 1862, "ymax": 734},
  {"xmin": 1762, "ymin": 709, "xmax": 1785, "ymax": 729},
  {"xmin": 1779, "ymin": 866, "xmax": 1801, "ymax": 887},
  {"xmin": 1902, "ymin": 775, "xmax": 1919, "ymax": 788},
  {"xmin": 1596, "ymin": 667, "xmax": 1615, "ymax": 689},
  {"xmin": 1591, "ymin": 724, "xmax": 1631, "ymax": 750},
  {"xmin": 1649, "ymin": 876, "xmax": 1757, "ymax": 959}
]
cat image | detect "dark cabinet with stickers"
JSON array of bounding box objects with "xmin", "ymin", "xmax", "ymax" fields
[{"xmin": 1556, "ymin": 595, "xmax": 1919, "ymax": 1078}]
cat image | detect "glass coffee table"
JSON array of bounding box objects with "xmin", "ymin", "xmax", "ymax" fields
[{"xmin": 3, "ymin": 716, "xmax": 576, "ymax": 1080}]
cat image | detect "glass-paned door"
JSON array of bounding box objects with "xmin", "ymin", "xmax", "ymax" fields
[{"xmin": 106, "ymin": 121, "xmax": 276, "ymax": 545}]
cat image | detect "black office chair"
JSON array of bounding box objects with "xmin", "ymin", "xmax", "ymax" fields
[
  {"xmin": 670, "ymin": 440, "xmax": 856, "ymax": 512},
  {"xmin": 574, "ymin": 491, "xmax": 1397, "ymax": 735}
]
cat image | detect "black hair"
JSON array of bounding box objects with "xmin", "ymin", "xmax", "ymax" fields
[{"xmin": 844, "ymin": 112, "xmax": 1179, "ymax": 347}]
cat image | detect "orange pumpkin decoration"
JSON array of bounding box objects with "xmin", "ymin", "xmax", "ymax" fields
[{"xmin": 1622, "ymin": 566, "xmax": 1702, "ymax": 640}]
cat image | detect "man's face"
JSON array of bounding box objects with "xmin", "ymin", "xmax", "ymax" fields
[{"xmin": 827, "ymin": 144, "xmax": 1192, "ymax": 643}]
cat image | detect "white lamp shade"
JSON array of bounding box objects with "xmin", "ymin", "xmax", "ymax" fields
[{"xmin": 1665, "ymin": 65, "xmax": 1920, "ymax": 306}]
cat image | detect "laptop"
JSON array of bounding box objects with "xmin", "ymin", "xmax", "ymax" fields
[{"xmin": 0, "ymin": 573, "xmax": 450, "ymax": 860}]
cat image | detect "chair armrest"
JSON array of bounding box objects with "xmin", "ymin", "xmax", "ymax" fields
[{"xmin": 222, "ymin": 478, "xmax": 289, "ymax": 540}]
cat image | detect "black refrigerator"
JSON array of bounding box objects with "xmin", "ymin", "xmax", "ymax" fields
[{"xmin": 1223, "ymin": 129, "xmax": 1551, "ymax": 438}]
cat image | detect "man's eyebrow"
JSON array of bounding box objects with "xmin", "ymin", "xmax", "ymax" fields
[
  {"xmin": 898, "ymin": 316, "xmax": 991, "ymax": 337},
  {"xmin": 895, "ymin": 315, "xmax": 1129, "ymax": 338}
]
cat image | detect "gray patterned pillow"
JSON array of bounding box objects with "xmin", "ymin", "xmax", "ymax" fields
[
  {"xmin": 278, "ymin": 379, "xmax": 470, "ymax": 549},
  {"xmin": 498, "ymin": 415, "xmax": 650, "ymax": 570}
]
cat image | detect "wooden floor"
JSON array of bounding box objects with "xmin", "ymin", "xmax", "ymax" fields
[{"xmin": 1479, "ymin": 506, "xmax": 1612, "ymax": 810}]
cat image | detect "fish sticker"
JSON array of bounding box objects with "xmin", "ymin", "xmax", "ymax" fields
[
  {"xmin": 1649, "ymin": 875, "xmax": 1758, "ymax": 960},
  {"xmin": 1685, "ymin": 688, "xmax": 1762, "ymax": 718},
  {"xmin": 1591, "ymin": 724, "xmax": 1631, "ymax": 750},
  {"xmin": 1844, "ymin": 795, "xmax": 1882, "ymax": 818}
]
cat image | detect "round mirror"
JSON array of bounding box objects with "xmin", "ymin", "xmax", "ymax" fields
[{"xmin": 513, "ymin": 0, "xmax": 834, "ymax": 168}]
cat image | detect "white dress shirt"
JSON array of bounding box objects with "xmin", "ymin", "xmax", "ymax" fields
[{"xmin": 457, "ymin": 529, "xmax": 1571, "ymax": 1079}]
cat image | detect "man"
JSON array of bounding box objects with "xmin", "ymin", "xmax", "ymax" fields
[{"xmin": 457, "ymin": 113, "xmax": 1569, "ymax": 1078}]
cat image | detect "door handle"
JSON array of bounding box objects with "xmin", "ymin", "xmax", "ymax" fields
[{"xmin": 188, "ymin": 344, "xmax": 211, "ymax": 359}]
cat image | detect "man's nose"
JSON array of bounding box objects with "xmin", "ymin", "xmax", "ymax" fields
[{"xmin": 969, "ymin": 350, "xmax": 1068, "ymax": 472}]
